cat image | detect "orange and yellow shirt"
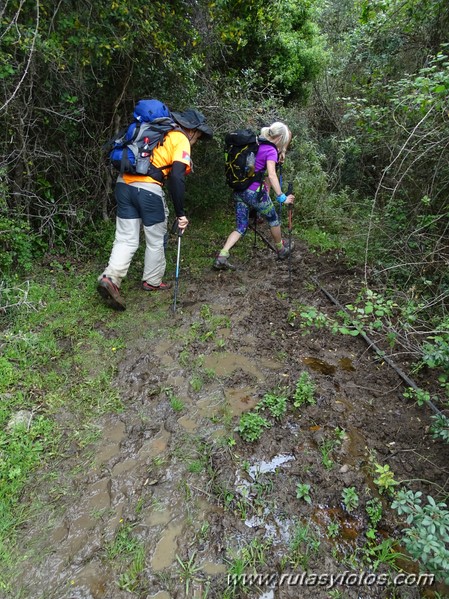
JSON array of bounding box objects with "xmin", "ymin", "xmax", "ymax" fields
[{"xmin": 121, "ymin": 130, "xmax": 192, "ymax": 186}]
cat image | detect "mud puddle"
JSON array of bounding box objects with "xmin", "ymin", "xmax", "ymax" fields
[{"xmin": 10, "ymin": 240, "xmax": 449, "ymax": 598}]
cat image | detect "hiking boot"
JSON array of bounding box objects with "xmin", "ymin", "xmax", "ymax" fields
[
  {"xmin": 142, "ymin": 281, "xmax": 171, "ymax": 291},
  {"xmin": 97, "ymin": 276, "xmax": 126, "ymax": 311},
  {"xmin": 277, "ymin": 240, "xmax": 294, "ymax": 260},
  {"xmin": 213, "ymin": 255, "xmax": 236, "ymax": 271}
]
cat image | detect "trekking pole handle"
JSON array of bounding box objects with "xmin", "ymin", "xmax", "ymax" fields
[{"xmin": 171, "ymin": 218, "xmax": 184, "ymax": 237}]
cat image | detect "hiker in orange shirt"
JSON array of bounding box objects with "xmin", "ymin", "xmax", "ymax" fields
[{"xmin": 97, "ymin": 109, "xmax": 213, "ymax": 311}]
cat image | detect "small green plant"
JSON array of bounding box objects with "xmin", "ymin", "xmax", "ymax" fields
[
  {"xmin": 373, "ymin": 464, "xmax": 399, "ymax": 495},
  {"xmin": 170, "ymin": 396, "xmax": 185, "ymax": 412},
  {"xmin": 296, "ymin": 482, "xmax": 312, "ymax": 504},
  {"xmin": 287, "ymin": 521, "xmax": 320, "ymax": 568},
  {"xmin": 342, "ymin": 487, "xmax": 359, "ymax": 513},
  {"xmin": 178, "ymin": 349, "xmax": 191, "ymax": 367},
  {"xmin": 152, "ymin": 455, "xmax": 165, "ymax": 468},
  {"xmin": 296, "ymin": 305, "xmax": 330, "ymax": 330},
  {"xmin": 118, "ymin": 545, "xmax": 145, "ymax": 592},
  {"xmin": 293, "ymin": 372, "xmax": 316, "ymax": 408},
  {"xmin": 319, "ymin": 439, "xmax": 334, "ymax": 470},
  {"xmin": 176, "ymin": 552, "xmax": 202, "ymax": 596},
  {"xmin": 403, "ymin": 386, "xmax": 431, "ymax": 406},
  {"xmin": 226, "ymin": 436, "xmax": 236, "ymax": 447},
  {"xmin": 225, "ymin": 552, "xmax": 250, "ymax": 593},
  {"xmin": 334, "ymin": 427, "xmax": 346, "ymax": 443},
  {"xmin": 106, "ymin": 523, "xmax": 141, "ymax": 560},
  {"xmin": 421, "ymin": 334, "xmax": 449, "ymax": 371},
  {"xmin": 366, "ymin": 497, "xmax": 383, "ymax": 528},
  {"xmin": 345, "ymin": 289, "xmax": 397, "ymax": 333},
  {"xmin": 236, "ymin": 412, "xmax": 271, "ymax": 442},
  {"xmin": 430, "ymin": 413, "xmax": 449, "ymax": 443},
  {"xmin": 187, "ymin": 459, "xmax": 204, "ymax": 473},
  {"xmin": 257, "ymin": 391, "xmax": 287, "ymax": 420},
  {"xmin": 235, "ymin": 498, "xmax": 249, "ymax": 520},
  {"xmin": 392, "ymin": 489, "xmax": 449, "ymax": 583},
  {"xmin": 365, "ymin": 497, "xmax": 383, "ymax": 539},
  {"xmin": 362, "ymin": 538, "xmax": 403, "ymax": 572},
  {"xmin": 190, "ymin": 374, "xmax": 203, "ymax": 393},
  {"xmin": 241, "ymin": 537, "xmax": 272, "ymax": 567},
  {"xmin": 327, "ymin": 521, "xmax": 340, "ymax": 539}
]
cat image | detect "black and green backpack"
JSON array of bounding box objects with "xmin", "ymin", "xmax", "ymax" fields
[{"xmin": 224, "ymin": 129, "xmax": 276, "ymax": 191}]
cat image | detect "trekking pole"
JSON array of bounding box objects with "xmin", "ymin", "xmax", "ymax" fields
[
  {"xmin": 287, "ymin": 182, "xmax": 293, "ymax": 300},
  {"xmin": 172, "ymin": 220, "xmax": 183, "ymax": 313},
  {"xmin": 278, "ymin": 164, "xmax": 283, "ymax": 222},
  {"xmin": 253, "ymin": 210, "xmax": 257, "ymax": 249}
]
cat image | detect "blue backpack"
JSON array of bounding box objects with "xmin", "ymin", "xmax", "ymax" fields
[{"xmin": 106, "ymin": 99, "xmax": 179, "ymax": 182}]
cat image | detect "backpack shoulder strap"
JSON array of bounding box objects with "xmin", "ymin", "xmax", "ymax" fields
[{"xmin": 258, "ymin": 136, "xmax": 278, "ymax": 149}]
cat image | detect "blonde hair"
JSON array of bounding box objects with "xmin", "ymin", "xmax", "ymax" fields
[{"xmin": 260, "ymin": 122, "xmax": 291, "ymax": 159}]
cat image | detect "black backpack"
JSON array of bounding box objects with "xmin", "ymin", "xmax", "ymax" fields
[
  {"xmin": 105, "ymin": 99, "xmax": 180, "ymax": 182},
  {"xmin": 224, "ymin": 129, "xmax": 277, "ymax": 191}
]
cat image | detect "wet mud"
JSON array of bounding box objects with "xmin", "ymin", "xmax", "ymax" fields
[{"xmin": 11, "ymin": 234, "xmax": 449, "ymax": 598}]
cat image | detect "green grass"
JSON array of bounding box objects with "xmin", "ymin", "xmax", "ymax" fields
[
  {"xmin": 299, "ymin": 226, "xmax": 340, "ymax": 252},
  {"xmin": 0, "ymin": 265, "xmax": 180, "ymax": 585}
]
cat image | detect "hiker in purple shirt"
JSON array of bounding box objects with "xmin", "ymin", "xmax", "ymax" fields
[{"xmin": 214, "ymin": 122, "xmax": 295, "ymax": 270}]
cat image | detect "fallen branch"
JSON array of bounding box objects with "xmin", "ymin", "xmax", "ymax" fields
[{"xmin": 311, "ymin": 276, "xmax": 443, "ymax": 417}]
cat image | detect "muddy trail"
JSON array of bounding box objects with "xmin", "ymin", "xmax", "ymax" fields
[{"xmin": 12, "ymin": 230, "xmax": 449, "ymax": 599}]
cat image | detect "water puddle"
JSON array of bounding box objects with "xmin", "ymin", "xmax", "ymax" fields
[
  {"xmin": 339, "ymin": 357, "xmax": 356, "ymax": 371},
  {"xmin": 346, "ymin": 427, "xmax": 367, "ymax": 461},
  {"xmin": 104, "ymin": 421, "xmax": 126, "ymax": 443},
  {"xmin": 144, "ymin": 508, "xmax": 173, "ymax": 527},
  {"xmin": 137, "ymin": 426, "xmax": 171, "ymax": 461},
  {"xmin": 111, "ymin": 458, "xmax": 137, "ymax": 477},
  {"xmin": 197, "ymin": 393, "xmax": 225, "ymax": 418},
  {"xmin": 313, "ymin": 505, "xmax": 365, "ymax": 551},
  {"xmin": 236, "ymin": 454, "xmax": 295, "ymax": 500},
  {"xmin": 72, "ymin": 561, "xmax": 108, "ymax": 597},
  {"xmin": 151, "ymin": 521, "xmax": 184, "ymax": 570},
  {"xmin": 201, "ymin": 561, "xmax": 227, "ymax": 575},
  {"xmin": 224, "ymin": 386, "xmax": 259, "ymax": 416},
  {"xmin": 153, "ymin": 340, "xmax": 175, "ymax": 366},
  {"xmin": 204, "ymin": 351, "xmax": 265, "ymax": 381},
  {"xmin": 247, "ymin": 454, "xmax": 295, "ymax": 478},
  {"xmin": 177, "ymin": 415, "xmax": 199, "ymax": 432},
  {"xmin": 245, "ymin": 511, "xmax": 294, "ymax": 545},
  {"xmin": 302, "ymin": 357, "xmax": 336, "ymax": 375},
  {"xmin": 302, "ymin": 356, "xmax": 356, "ymax": 375}
]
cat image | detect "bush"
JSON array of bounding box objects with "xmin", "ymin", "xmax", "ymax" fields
[
  {"xmin": 0, "ymin": 216, "xmax": 35, "ymax": 275},
  {"xmin": 392, "ymin": 489, "xmax": 449, "ymax": 583}
]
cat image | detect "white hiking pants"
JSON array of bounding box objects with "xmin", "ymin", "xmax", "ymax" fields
[{"xmin": 100, "ymin": 180, "xmax": 169, "ymax": 287}]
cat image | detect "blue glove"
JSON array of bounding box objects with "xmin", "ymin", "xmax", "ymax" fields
[{"xmin": 276, "ymin": 193, "xmax": 287, "ymax": 204}]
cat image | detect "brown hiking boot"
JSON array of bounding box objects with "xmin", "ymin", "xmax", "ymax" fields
[
  {"xmin": 97, "ymin": 276, "xmax": 126, "ymax": 311},
  {"xmin": 142, "ymin": 281, "xmax": 171, "ymax": 291}
]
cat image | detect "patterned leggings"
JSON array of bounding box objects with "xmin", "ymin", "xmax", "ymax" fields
[{"xmin": 234, "ymin": 187, "xmax": 280, "ymax": 235}]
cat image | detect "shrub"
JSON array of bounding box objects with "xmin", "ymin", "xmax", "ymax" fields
[{"xmin": 392, "ymin": 490, "xmax": 449, "ymax": 584}]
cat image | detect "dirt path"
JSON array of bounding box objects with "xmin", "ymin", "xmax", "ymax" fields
[{"xmin": 13, "ymin": 235, "xmax": 449, "ymax": 599}]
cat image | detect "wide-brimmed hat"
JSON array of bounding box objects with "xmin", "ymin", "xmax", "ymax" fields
[{"xmin": 171, "ymin": 109, "xmax": 213, "ymax": 139}]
